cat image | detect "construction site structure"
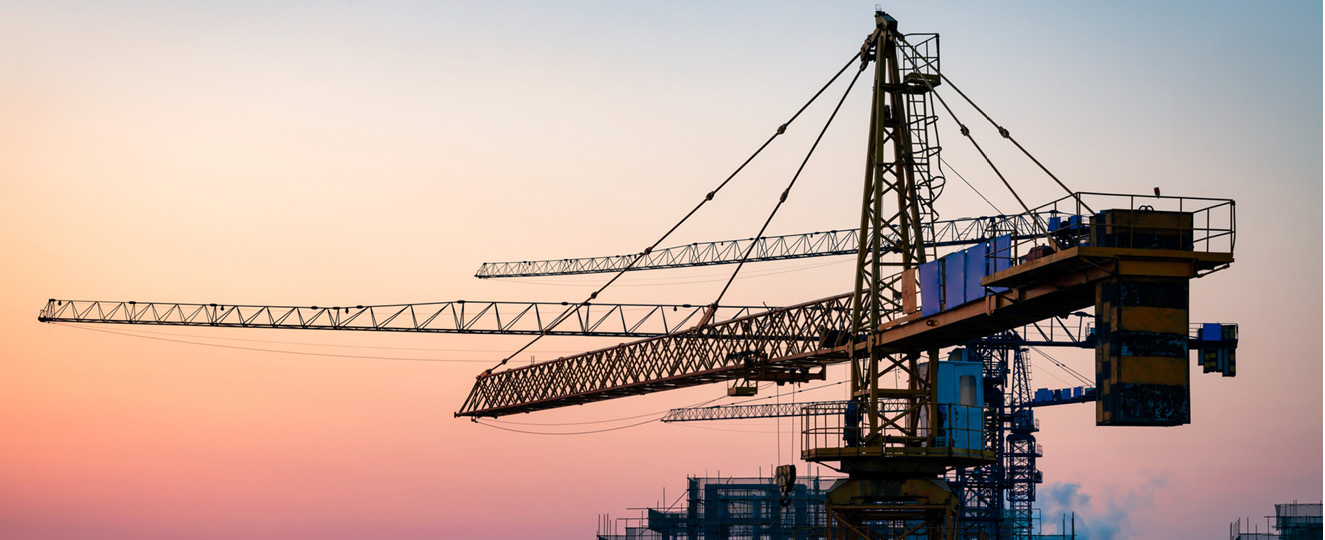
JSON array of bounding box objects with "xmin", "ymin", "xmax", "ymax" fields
[
  {"xmin": 597, "ymin": 475, "xmax": 833, "ymax": 540},
  {"xmin": 655, "ymin": 315, "xmax": 1243, "ymax": 539},
  {"xmin": 595, "ymin": 474, "xmax": 1079, "ymax": 540},
  {"xmin": 39, "ymin": 11, "xmax": 1238, "ymax": 540},
  {"xmin": 1229, "ymin": 502, "xmax": 1323, "ymax": 540}
]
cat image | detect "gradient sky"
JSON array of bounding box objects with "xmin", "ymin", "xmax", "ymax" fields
[{"xmin": 2, "ymin": 2, "xmax": 1320, "ymax": 539}]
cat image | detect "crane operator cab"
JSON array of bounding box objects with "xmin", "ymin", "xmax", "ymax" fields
[{"xmin": 910, "ymin": 356, "xmax": 985, "ymax": 452}]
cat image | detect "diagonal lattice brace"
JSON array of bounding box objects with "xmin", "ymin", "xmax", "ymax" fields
[
  {"xmin": 457, "ymin": 292, "xmax": 860, "ymax": 417},
  {"xmin": 37, "ymin": 299, "xmax": 772, "ymax": 338}
]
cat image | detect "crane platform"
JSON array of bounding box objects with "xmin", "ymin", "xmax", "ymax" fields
[{"xmin": 456, "ymin": 199, "xmax": 1235, "ymax": 419}]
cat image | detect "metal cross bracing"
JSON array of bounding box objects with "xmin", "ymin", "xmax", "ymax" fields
[
  {"xmin": 949, "ymin": 339, "xmax": 1014, "ymax": 538},
  {"xmin": 38, "ymin": 299, "xmax": 772, "ymax": 338},
  {"xmin": 662, "ymin": 400, "xmax": 852, "ymax": 423},
  {"xmin": 1004, "ymin": 343, "xmax": 1040, "ymax": 540},
  {"xmin": 457, "ymin": 292, "xmax": 857, "ymax": 417},
  {"xmin": 474, "ymin": 213, "xmax": 1051, "ymax": 279},
  {"xmin": 899, "ymin": 32, "xmax": 945, "ymax": 252},
  {"xmin": 835, "ymin": 11, "xmax": 942, "ymax": 473}
]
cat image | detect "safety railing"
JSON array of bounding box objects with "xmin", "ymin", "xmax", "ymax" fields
[
  {"xmin": 800, "ymin": 401, "xmax": 988, "ymax": 459},
  {"xmin": 1007, "ymin": 440, "xmax": 1044, "ymax": 458},
  {"xmin": 1010, "ymin": 410, "xmax": 1039, "ymax": 432},
  {"xmin": 1083, "ymin": 321, "xmax": 1240, "ymax": 344},
  {"xmin": 983, "ymin": 192, "xmax": 1236, "ymax": 272},
  {"xmin": 912, "ymin": 192, "xmax": 1234, "ymax": 318}
]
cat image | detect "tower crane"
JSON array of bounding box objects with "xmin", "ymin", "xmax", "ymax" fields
[
  {"xmin": 450, "ymin": 12, "xmax": 1235, "ymax": 538},
  {"xmin": 38, "ymin": 11, "xmax": 1236, "ymax": 539}
]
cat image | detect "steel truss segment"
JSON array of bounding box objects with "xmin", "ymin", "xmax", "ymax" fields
[
  {"xmin": 473, "ymin": 214, "xmax": 1052, "ymax": 279},
  {"xmin": 457, "ymin": 293, "xmax": 860, "ymax": 417},
  {"xmin": 661, "ymin": 400, "xmax": 851, "ymax": 422},
  {"xmin": 844, "ymin": 19, "xmax": 940, "ymax": 452},
  {"xmin": 37, "ymin": 299, "xmax": 771, "ymax": 338}
]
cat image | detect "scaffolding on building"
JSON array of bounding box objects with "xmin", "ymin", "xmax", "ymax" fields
[
  {"xmin": 1229, "ymin": 502, "xmax": 1323, "ymax": 540},
  {"xmin": 596, "ymin": 476, "xmax": 832, "ymax": 540},
  {"xmin": 596, "ymin": 475, "xmax": 1079, "ymax": 540}
]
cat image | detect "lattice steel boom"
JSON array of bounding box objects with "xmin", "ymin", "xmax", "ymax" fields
[
  {"xmin": 475, "ymin": 214, "xmax": 1049, "ymax": 279},
  {"xmin": 662, "ymin": 401, "xmax": 851, "ymax": 423},
  {"xmin": 38, "ymin": 299, "xmax": 770, "ymax": 338}
]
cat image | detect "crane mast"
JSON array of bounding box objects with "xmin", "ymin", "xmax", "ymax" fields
[{"xmin": 843, "ymin": 10, "xmax": 946, "ymax": 472}]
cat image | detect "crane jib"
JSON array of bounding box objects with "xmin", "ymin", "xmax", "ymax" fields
[{"xmin": 455, "ymin": 242, "xmax": 1233, "ymax": 418}]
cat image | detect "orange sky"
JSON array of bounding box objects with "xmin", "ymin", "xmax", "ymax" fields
[{"xmin": 2, "ymin": 2, "xmax": 1320, "ymax": 539}]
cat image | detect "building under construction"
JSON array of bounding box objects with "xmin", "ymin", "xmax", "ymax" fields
[
  {"xmin": 1229, "ymin": 502, "xmax": 1323, "ymax": 540},
  {"xmin": 595, "ymin": 475, "xmax": 1079, "ymax": 540}
]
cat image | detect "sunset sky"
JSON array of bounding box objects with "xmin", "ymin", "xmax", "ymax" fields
[{"xmin": 2, "ymin": 2, "xmax": 1320, "ymax": 539}]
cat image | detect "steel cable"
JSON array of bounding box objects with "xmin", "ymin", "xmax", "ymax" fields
[
  {"xmin": 473, "ymin": 395, "xmax": 725, "ymax": 434},
  {"xmin": 480, "ymin": 50, "xmax": 865, "ymax": 376},
  {"xmin": 1031, "ymin": 347, "xmax": 1093, "ymax": 386},
  {"xmin": 53, "ymin": 323, "xmax": 493, "ymax": 363},
  {"xmin": 927, "ymin": 86, "xmax": 1054, "ymax": 246},
  {"xmin": 710, "ymin": 59, "xmax": 867, "ymax": 309},
  {"xmin": 939, "ymin": 156, "xmax": 1003, "ymax": 215},
  {"xmin": 896, "ymin": 33, "xmax": 1091, "ymax": 216},
  {"xmin": 931, "ymin": 70, "xmax": 1092, "ymax": 215}
]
